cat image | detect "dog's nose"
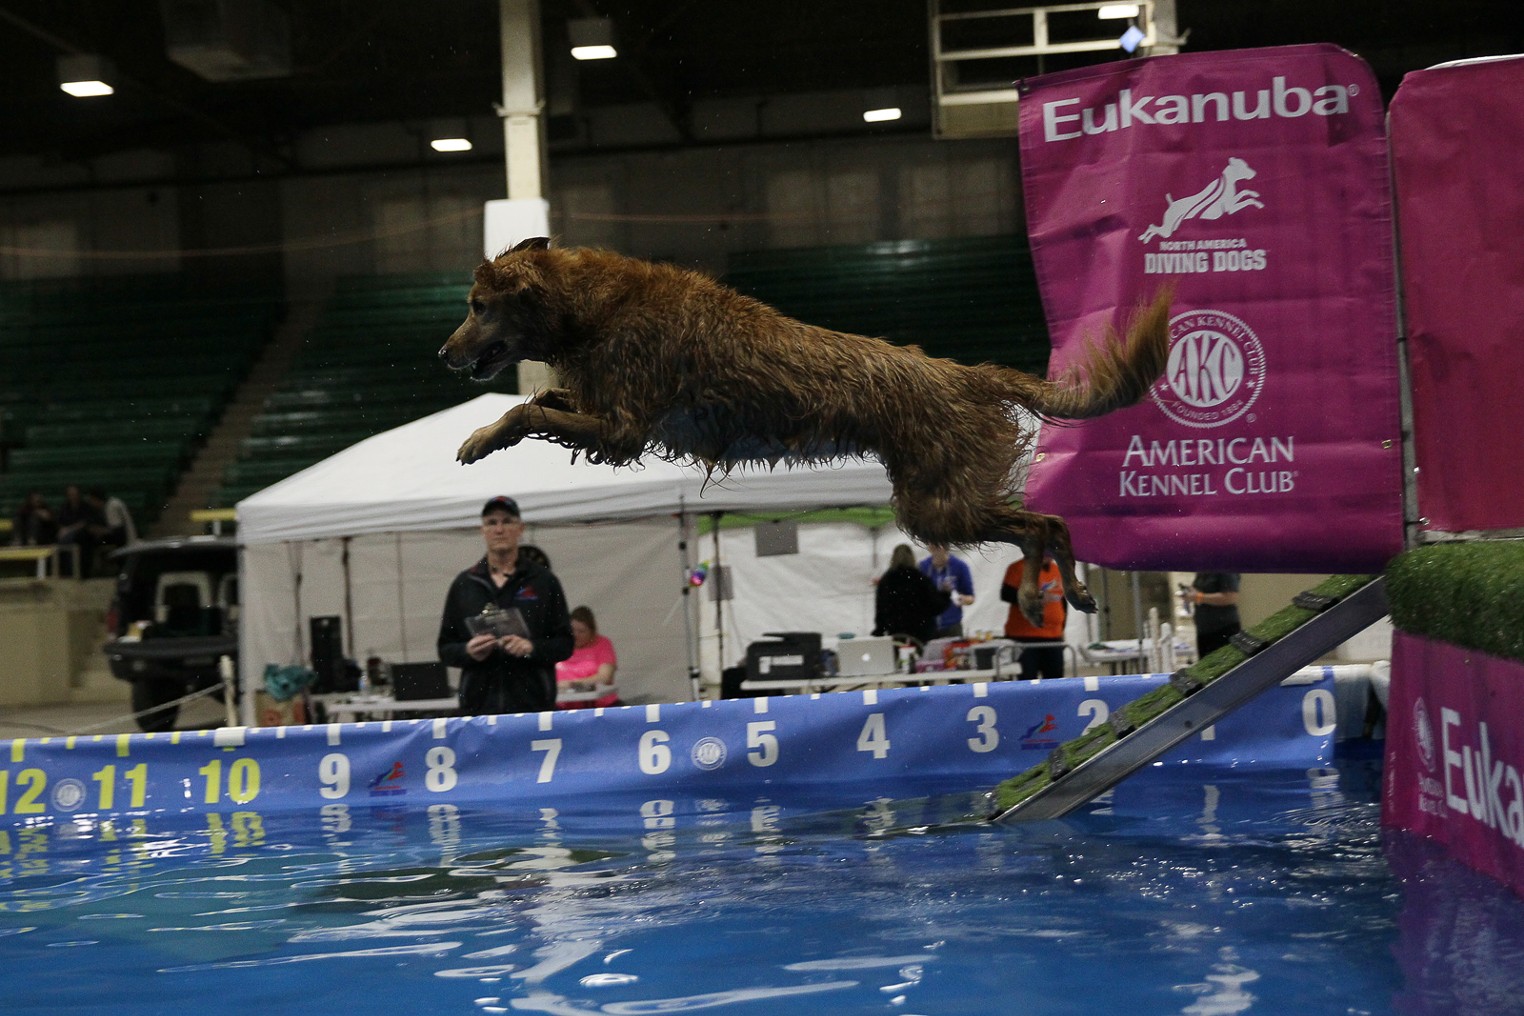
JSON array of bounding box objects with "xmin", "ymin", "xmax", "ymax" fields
[{"xmin": 437, "ymin": 344, "xmax": 449, "ymax": 360}]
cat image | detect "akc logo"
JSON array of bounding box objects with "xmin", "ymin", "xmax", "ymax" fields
[
  {"xmin": 1150, "ymin": 309, "xmax": 1267, "ymax": 429},
  {"xmin": 1413, "ymin": 697, "xmax": 1436, "ymax": 772},
  {"xmin": 691, "ymin": 737, "xmax": 728, "ymax": 771}
]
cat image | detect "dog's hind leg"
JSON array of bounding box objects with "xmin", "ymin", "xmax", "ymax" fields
[{"xmin": 976, "ymin": 508, "xmax": 1097, "ymax": 625}]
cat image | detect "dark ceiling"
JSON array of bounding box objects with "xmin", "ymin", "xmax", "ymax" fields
[{"xmin": 0, "ymin": 1, "xmax": 1518, "ymax": 174}]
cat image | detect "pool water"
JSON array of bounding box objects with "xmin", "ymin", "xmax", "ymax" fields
[{"xmin": 4, "ymin": 749, "xmax": 1523, "ymax": 1015}]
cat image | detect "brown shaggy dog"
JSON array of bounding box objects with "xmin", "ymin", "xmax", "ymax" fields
[{"xmin": 439, "ymin": 237, "xmax": 1171, "ymax": 624}]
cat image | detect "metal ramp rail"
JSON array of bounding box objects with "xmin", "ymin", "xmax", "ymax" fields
[{"xmin": 991, "ymin": 575, "xmax": 1389, "ymax": 824}]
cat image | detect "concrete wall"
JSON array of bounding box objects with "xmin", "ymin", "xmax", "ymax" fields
[
  {"xmin": 0, "ymin": 579, "xmax": 114, "ymax": 708},
  {"xmin": 0, "ymin": 127, "xmax": 1023, "ymax": 291}
]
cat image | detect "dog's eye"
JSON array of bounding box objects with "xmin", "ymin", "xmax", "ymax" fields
[{"xmin": 470, "ymin": 299, "xmax": 486, "ymax": 316}]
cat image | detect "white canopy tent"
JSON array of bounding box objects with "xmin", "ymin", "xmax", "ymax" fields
[{"xmin": 235, "ymin": 393, "xmax": 901, "ymax": 723}]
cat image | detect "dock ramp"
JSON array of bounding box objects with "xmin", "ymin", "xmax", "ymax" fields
[{"xmin": 991, "ymin": 575, "xmax": 1389, "ymax": 824}]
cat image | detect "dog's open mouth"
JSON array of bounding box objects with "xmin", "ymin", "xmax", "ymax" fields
[{"xmin": 470, "ymin": 341, "xmax": 512, "ymax": 380}]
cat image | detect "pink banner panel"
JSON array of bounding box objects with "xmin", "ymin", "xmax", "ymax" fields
[
  {"xmin": 1384, "ymin": 630, "xmax": 1524, "ymax": 899},
  {"xmin": 1391, "ymin": 55, "xmax": 1524, "ymax": 534},
  {"xmin": 1018, "ymin": 45, "xmax": 1404, "ymax": 572}
]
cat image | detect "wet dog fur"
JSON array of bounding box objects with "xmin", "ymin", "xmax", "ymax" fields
[{"xmin": 439, "ymin": 237, "xmax": 1171, "ymax": 624}]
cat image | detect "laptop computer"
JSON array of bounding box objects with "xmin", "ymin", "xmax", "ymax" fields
[
  {"xmin": 834, "ymin": 637, "xmax": 899, "ymax": 678},
  {"xmin": 390, "ymin": 661, "xmax": 452, "ymax": 701}
]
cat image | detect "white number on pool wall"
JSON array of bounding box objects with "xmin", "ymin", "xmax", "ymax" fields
[
  {"xmin": 1079, "ymin": 699, "xmax": 1109, "ymax": 732},
  {"xmin": 1301, "ymin": 689, "xmax": 1337, "ymax": 736},
  {"xmin": 424, "ymin": 746, "xmax": 459, "ymax": 792},
  {"xmin": 640, "ymin": 730, "xmax": 673, "ymax": 774},
  {"xmin": 857, "ymin": 713, "xmax": 890, "ymax": 759},
  {"xmin": 747, "ymin": 721, "xmax": 779, "ymax": 767},
  {"xmin": 318, "ymin": 753, "xmax": 350, "ymax": 799},
  {"xmin": 966, "ymin": 706, "xmax": 999, "ymax": 753},
  {"xmin": 531, "ymin": 739, "xmax": 562, "ymax": 783}
]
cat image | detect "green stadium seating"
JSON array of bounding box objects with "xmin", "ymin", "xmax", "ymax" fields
[{"xmin": 0, "ymin": 274, "xmax": 279, "ymax": 529}]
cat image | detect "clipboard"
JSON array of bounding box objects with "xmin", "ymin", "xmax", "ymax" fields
[{"xmin": 466, "ymin": 605, "xmax": 529, "ymax": 638}]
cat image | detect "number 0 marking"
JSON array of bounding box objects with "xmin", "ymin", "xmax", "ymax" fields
[{"xmin": 1302, "ymin": 689, "xmax": 1337, "ymax": 736}]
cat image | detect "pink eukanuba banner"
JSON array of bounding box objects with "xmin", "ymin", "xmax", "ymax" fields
[
  {"xmin": 1018, "ymin": 44, "xmax": 1404, "ymax": 572},
  {"xmin": 1384, "ymin": 631, "xmax": 1524, "ymax": 900}
]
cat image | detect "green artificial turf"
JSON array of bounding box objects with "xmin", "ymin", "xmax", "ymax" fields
[{"xmin": 1386, "ymin": 542, "xmax": 1524, "ymax": 665}]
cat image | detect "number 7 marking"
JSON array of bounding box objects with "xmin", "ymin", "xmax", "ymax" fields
[{"xmin": 531, "ymin": 739, "xmax": 562, "ymax": 784}]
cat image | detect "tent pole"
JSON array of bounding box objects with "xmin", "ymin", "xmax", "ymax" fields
[
  {"xmin": 677, "ymin": 503, "xmax": 701, "ymax": 700},
  {"xmin": 711, "ymin": 512, "xmax": 724, "ymax": 678}
]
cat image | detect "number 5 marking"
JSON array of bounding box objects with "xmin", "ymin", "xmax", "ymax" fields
[{"xmin": 747, "ymin": 721, "xmax": 779, "ymax": 767}]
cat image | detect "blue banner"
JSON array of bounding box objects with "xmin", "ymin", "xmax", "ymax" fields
[{"xmin": 0, "ymin": 675, "xmax": 1335, "ymax": 826}]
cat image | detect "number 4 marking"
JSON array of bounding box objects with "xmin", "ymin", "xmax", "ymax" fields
[{"xmin": 857, "ymin": 713, "xmax": 890, "ymax": 759}]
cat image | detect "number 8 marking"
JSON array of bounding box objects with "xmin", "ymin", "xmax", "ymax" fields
[{"xmin": 425, "ymin": 746, "xmax": 458, "ymax": 792}]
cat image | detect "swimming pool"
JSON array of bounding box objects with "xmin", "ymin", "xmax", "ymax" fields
[
  {"xmin": 4, "ymin": 676, "xmax": 1522, "ymax": 1015},
  {"xmin": 4, "ymin": 746, "xmax": 1522, "ymax": 1015}
]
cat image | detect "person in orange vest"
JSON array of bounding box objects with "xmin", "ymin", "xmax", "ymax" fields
[{"xmin": 1000, "ymin": 550, "xmax": 1067, "ymax": 680}]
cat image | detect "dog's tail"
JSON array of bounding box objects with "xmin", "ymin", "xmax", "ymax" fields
[{"xmin": 1016, "ymin": 287, "xmax": 1174, "ymax": 421}]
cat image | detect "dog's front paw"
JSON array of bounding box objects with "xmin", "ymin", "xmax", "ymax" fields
[{"xmin": 458, "ymin": 422, "xmax": 525, "ymax": 464}]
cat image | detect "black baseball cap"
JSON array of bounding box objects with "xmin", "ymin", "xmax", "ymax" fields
[{"xmin": 481, "ymin": 495, "xmax": 520, "ymax": 518}]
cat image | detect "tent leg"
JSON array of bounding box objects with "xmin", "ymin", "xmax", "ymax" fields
[{"xmin": 677, "ymin": 507, "xmax": 702, "ymax": 700}]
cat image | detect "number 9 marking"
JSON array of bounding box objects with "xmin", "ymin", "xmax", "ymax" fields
[{"xmin": 318, "ymin": 754, "xmax": 350, "ymax": 799}]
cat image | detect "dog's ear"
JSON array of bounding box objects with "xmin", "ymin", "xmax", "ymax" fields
[{"xmin": 510, "ymin": 236, "xmax": 550, "ymax": 253}]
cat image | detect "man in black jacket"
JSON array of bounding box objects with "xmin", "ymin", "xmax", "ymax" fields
[{"xmin": 438, "ymin": 496, "xmax": 573, "ymax": 714}]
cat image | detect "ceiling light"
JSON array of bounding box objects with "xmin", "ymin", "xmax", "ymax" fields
[
  {"xmin": 569, "ymin": 18, "xmax": 617, "ymax": 61},
  {"xmin": 863, "ymin": 107, "xmax": 903, "ymax": 123},
  {"xmin": 1098, "ymin": 4, "xmax": 1140, "ymax": 18},
  {"xmin": 430, "ymin": 138, "xmax": 473, "ymax": 153},
  {"xmin": 58, "ymin": 54, "xmax": 115, "ymax": 98}
]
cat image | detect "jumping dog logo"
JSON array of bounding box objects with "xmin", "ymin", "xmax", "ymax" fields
[{"xmin": 1138, "ymin": 157, "xmax": 1265, "ymax": 244}]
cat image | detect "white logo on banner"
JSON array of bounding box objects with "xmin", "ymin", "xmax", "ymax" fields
[
  {"xmin": 1150, "ymin": 310, "xmax": 1267, "ymax": 429},
  {"xmin": 1414, "ymin": 697, "xmax": 1436, "ymax": 772},
  {"xmin": 1140, "ymin": 158, "xmax": 1265, "ymax": 244}
]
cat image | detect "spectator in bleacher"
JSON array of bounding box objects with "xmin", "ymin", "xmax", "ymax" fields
[
  {"xmin": 873, "ymin": 543, "xmax": 952, "ymax": 645},
  {"xmin": 555, "ymin": 605, "xmax": 620, "ymax": 709},
  {"xmin": 86, "ymin": 488, "xmax": 138, "ymax": 550},
  {"xmin": 11, "ymin": 491, "xmax": 58, "ymax": 546},
  {"xmin": 56, "ymin": 484, "xmax": 106, "ymax": 577}
]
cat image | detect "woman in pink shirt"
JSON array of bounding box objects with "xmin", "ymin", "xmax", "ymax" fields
[{"xmin": 555, "ymin": 605, "xmax": 620, "ymax": 708}]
